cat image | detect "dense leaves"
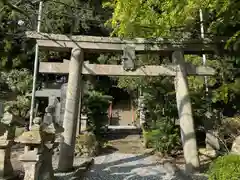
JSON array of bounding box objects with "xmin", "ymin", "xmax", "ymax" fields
[
  {"xmin": 104, "ymin": 0, "xmax": 240, "ymax": 155},
  {"xmin": 105, "ymin": 0, "xmax": 240, "ymax": 42},
  {"xmin": 0, "ymin": 69, "xmax": 32, "ymax": 118},
  {"xmin": 208, "ymin": 154, "xmax": 240, "ymax": 180},
  {"xmin": 82, "ymin": 91, "xmax": 112, "ymax": 141},
  {"xmin": 0, "ymin": 0, "xmax": 111, "ymax": 118}
]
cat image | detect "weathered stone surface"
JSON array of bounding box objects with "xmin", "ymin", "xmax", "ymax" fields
[
  {"xmin": 1, "ymin": 112, "xmax": 15, "ymax": 126},
  {"xmin": 80, "ymin": 115, "xmax": 87, "ymax": 133},
  {"xmin": 19, "ymin": 151, "xmax": 42, "ymax": 180},
  {"xmin": 75, "ymin": 132, "xmax": 99, "ymax": 157},
  {"xmin": 47, "ymin": 96, "xmax": 61, "ymax": 126},
  {"xmin": 58, "ymin": 48, "xmax": 84, "ymax": 172},
  {"xmin": 205, "ymin": 130, "xmax": 220, "ymax": 151},
  {"xmin": 231, "ymin": 136, "xmax": 240, "ymax": 155},
  {"xmin": 17, "ymin": 115, "xmax": 61, "ymax": 180},
  {"xmin": 60, "ymin": 83, "xmax": 68, "ymax": 127},
  {"xmin": 0, "ymin": 112, "xmax": 17, "ymax": 179},
  {"xmin": 122, "ymin": 45, "xmax": 136, "ymax": 71},
  {"xmin": 15, "ymin": 125, "xmax": 41, "ymax": 145},
  {"xmin": 173, "ymin": 51, "xmax": 200, "ymax": 172},
  {"xmin": 0, "ymin": 145, "xmax": 14, "ymax": 178}
]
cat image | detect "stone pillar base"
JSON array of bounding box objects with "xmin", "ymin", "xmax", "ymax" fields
[
  {"xmin": 40, "ymin": 145, "xmax": 55, "ymax": 180},
  {"xmin": 19, "ymin": 148, "xmax": 56, "ymax": 180},
  {"xmin": 0, "ymin": 140, "xmax": 14, "ymax": 179},
  {"xmin": 19, "ymin": 151, "xmax": 42, "ymax": 180}
]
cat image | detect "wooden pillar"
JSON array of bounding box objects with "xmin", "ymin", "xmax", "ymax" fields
[
  {"xmin": 58, "ymin": 48, "xmax": 84, "ymax": 172},
  {"xmin": 173, "ymin": 51, "xmax": 200, "ymax": 172}
]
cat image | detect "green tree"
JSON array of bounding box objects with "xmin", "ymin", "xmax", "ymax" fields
[
  {"xmin": 0, "ymin": 0, "xmax": 112, "ymax": 119},
  {"xmin": 104, "ymin": 0, "xmax": 240, "ymax": 158}
]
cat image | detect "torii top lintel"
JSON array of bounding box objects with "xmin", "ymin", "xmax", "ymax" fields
[{"xmin": 25, "ymin": 31, "xmax": 226, "ymax": 53}]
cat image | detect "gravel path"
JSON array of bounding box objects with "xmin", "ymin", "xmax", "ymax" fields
[
  {"xmin": 83, "ymin": 152, "xmax": 176, "ymax": 180},
  {"xmin": 83, "ymin": 152, "xmax": 208, "ymax": 180}
]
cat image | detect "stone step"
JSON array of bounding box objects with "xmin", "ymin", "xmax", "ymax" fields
[{"xmin": 106, "ymin": 126, "xmax": 141, "ymax": 135}]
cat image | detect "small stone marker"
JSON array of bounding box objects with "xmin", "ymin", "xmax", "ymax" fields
[
  {"xmin": 60, "ymin": 83, "xmax": 68, "ymax": 127},
  {"xmin": 232, "ymin": 136, "xmax": 240, "ymax": 155},
  {"xmin": 81, "ymin": 114, "xmax": 88, "ymax": 132},
  {"xmin": 122, "ymin": 45, "xmax": 136, "ymax": 71},
  {"xmin": 138, "ymin": 96, "xmax": 146, "ymax": 126},
  {"xmin": 0, "ymin": 112, "xmax": 16, "ymax": 179}
]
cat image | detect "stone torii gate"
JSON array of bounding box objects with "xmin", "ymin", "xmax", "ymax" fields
[{"xmin": 26, "ymin": 31, "xmax": 221, "ymax": 172}]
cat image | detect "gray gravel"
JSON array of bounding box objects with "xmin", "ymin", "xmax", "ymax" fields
[
  {"xmin": 82, "ymin": 152, "xmax": 208, "ymax": 180},
  {"xmin": 83, "ymin": 152, "xmax": 176, "ymax": 180},
  {"xmin": 11, "ymin": 146, "xmax": 207, "ymax": 180}
]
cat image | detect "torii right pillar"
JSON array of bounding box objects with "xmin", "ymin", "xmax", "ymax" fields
[{"xmin": 173, "ymin": 51, "xmax": 200, "ymax": 173}]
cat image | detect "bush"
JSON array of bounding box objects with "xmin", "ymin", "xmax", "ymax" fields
[
  {"xmin": 5, "ymin": 95, "xmax": 31, "ymax": 118},
  {"xmin": 144, "ymin": 117, "xmax": 181, "ymax": 156},
  {"xmin": 1, "ymin": 69, "xmax": 32, "ymax": 119},
  {"xmin": 75, "ymin": 132, "xmax": 99, "ymax": 157},
  {"xmin": 82, "ymin": 91, "xmax": 112, "ymax": 141},
  {"xmin": 1, "ymin": 69, "xmax": 33, "ymax": 94},
  {"xmin": 208, "ymin": 154, "xmax": 240, "ymax": 180}
]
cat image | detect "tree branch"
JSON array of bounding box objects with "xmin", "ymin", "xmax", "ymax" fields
[{"xmin": 1, "ymin": 0, "xmax": 31, "ymax": 20}]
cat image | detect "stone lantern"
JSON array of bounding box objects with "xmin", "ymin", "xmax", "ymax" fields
[
  {"xmin": 15, "ymin": 113, "xmax": 63, "ymax": 180},
  {"xmin": 0, "ymin": 112, "xmax": 17, "ymax": 179},
  {"xmin": 15, "ymin": 117, "xmax": 43, "ymax": 180}
]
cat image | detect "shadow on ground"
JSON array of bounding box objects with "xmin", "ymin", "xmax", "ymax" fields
[
  {"xmin": 99, "ymin": 145, "xmax": 119, "ymax": 155},
  {"xmin": 83, "ymin": 149, "xmax": 211, "ymax": 180},
  {"xmin": 83, "ymin": 152, "xmax": 169, "ymax": 180}
]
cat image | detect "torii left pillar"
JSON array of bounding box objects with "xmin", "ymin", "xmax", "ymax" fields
[{"xmin": 58, "ymin": 48, "xmax": 84, "ymax": 172}]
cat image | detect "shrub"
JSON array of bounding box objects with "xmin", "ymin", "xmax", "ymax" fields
[
  {"xmin": 144, "ymin": 117, "xmax": 181, "ymax": 156},
  {"xmin": 208, "ymin": 154, "xmax": 240, "ymax": 180},
  {"xmin": 82, "ymin": 91, "xmax": 112, "ymax": 141},
  {"xmin": 75, "ymin": 132, "xmax": 99, "ymax": 157},
  {"xmin": 1, "ymin": 69, "xmax": 33, "ymax": 94},
  {"xmin": 5, "ymin": 95, "xmax": 31, "ymax": 118},
  {"xmin": 1, "ymin": 69, "xmax": 32, "ymax": 119}
]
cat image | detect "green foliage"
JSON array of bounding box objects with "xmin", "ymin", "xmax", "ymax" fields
[
  {"xmin": 105, "ymin": 0, "xmax": 240, "ymax": 45},
  {"xmin": 103, "ymin": 0, "xmax": 240, "ymax": 157},
  {"xmin": 208, "ymin": 154, "xmax": 240, "ymax": 180},
  {"xmin": 83, "ymin": 91, "xmax": 111, "ymax": 141},
  {"xmin": 4, "ymin": 95, "xmax": 31, "ymax": 118},
  {"xmin": 0, "ymin": 69, "xmax": 32, "ymax": 118},
  {"xmin": 0, "ymin": 69, "xmax": 32, "ymax": 94},
  {"xmin": 75, "ymin": 132, "xmax": 99, "ymax": 157},
  {"xmin": 144, "ymin": 117, "xmax": 181, "ymax": 155},
  {"xmin": 42, "ymin": 0, "xmax": 110, "ymax": 35}
]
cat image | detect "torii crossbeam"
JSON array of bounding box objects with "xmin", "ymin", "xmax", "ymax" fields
[{"xmin": 26, "ymin": 31, "xmax": 223, "ymax": 173}]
